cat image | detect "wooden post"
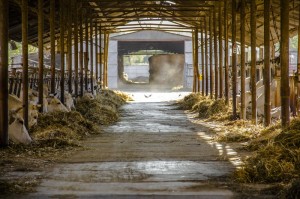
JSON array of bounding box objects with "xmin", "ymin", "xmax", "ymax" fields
[
  {"xmin": 50, "ymin": 0, "xmax": 55, "ymax": 94},
  {"xmin": 99, "ymin": 24, "xmax": 102, "ymax": 88},
  {"xmin": 38, "ymin": 0, "xmax": 44, "ymax": 112},
  {"xmin": 209, "ymin": 11, "xmax": 214, "ymax": 99},
  {"xmin": 104, "ymin": 32, "xmax": 110, "ymax": 87},
  {"xmin": 74, "ymin": 0, "xmax": 79, "ymax": 97},
  {"xmin": 251, "ymin": 0, "xmax": 257, "ymax": 124},
  {"xmin": 60, "ymin": 0, "xmax": 65, "ymax": 103},
  {"xmin": 201, "ymin": 23, "xmax": 205, "ymax": 96},
  {"xmin": 213, "ymin": 5, "xmax": 218, "ymax": 99},
  {"xmin": 264, "ymin": 0, "xmax": 271, "ymax": 126},
  {"xmin": 85, "ymin": 12, "xmax": 89, "ymax": 90},
  {"xmin": 280, "ymin": 0, "xmax": 290, "ymax": 127},
  {"xmin": 67, "ymin": 0, "xmax": 72, "ymax": 94},
  {"xmin": 224, "ymin": 0, "xmax": 229, "ymax": 105},
  {"xmin": 79, "ymin": 5, "xmax": 84, "ymax": 96},
  {"xmin": 205, "ymin": 17, "xmax": 209, "ymax": 96},
  {"xmin": 0, "ymin": 0, "xmax": 9, "ymax": 147},
  {"xmin": 232, "ymin": 0, "xmax": 237, "ymax": 118},
  {"xmin": 22, "ymin": 0, "xmax": 29, "ymax": 128},
  {"xmin": 90, "ymin": 16, "xmax": 94, "ymax": 94},
  {"xmin": 192, "ymin": 30, "xmax": 196, "ymax": 93},
  {"xmin": 195, "ymin": 29, "xmax": 200, "ymax": 93},
  {"xmin": 95, "ymin": 24, "xmax": 98, "ymax": 82},
  {"xmin": 219, "ymin": 1, "xmax": 223, "ymax": 99},
  {"xmin": 240, "ymin": 0, "xmax": 246, "ymax": 120},
  {"xmin": 297, "ymin": 4, "xmax": 300, "ymax": 115}
]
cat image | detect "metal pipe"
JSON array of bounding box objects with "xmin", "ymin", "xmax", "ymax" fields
[
  {"xmin": 22, "ymin": 0, "xmax": 29, "ymax": 129},
  {"xmin": 280, "ymin": 0, "xmax": 290, "ymax": 127},
  {"xmin": 0, "ymin": 0, "xmax": 9, "ymax": 147},
  {"xmin": 38, "ymin": 0, "xmax": 44, "ymax": 112}
]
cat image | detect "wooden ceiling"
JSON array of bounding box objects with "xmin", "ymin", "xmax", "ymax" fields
[{"xmin": 7, "ymin": 0, "xmax": 300, "ymax": 48}]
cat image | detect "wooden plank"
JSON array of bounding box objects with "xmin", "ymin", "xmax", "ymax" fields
[
  {"xmin": 240, "ymin": 0, "xmax": 246, "ymax": 120},
  {"xmin": 60, "ymin": 0, "xmax": 65, "ymax": 103},
  {"xmin": 38, "ymin": 0, "xmax": 44, "ymax": 112},
  {"xmin": 213, "ymin": 5, "xmax": 218, "ymax": 99},
  {"xmin": 219, "ymin": 0, "xmax": 223, "ymax": 99},
  {"xmin": 224, "ymin": 0, "xmax": 229, "ymax": 105},
  {"xmin": 251, "ymin": 0, "xmax": 257, "ymax": 124},
  {"xmin": 50, "ymin": 0, "xmax": 55, "ymax": 94},
  {"xmin": 232, "ymin": 0, "xmax": 237, "ymax": 118}
]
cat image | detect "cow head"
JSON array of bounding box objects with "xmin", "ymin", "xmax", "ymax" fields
[
  {"xmin": 47, "ymin": 96, "xmax": 69, "ymax": 112},
  {"xmin": 8, "ymin": 111, "xmax": 32, "ymax": 145}
]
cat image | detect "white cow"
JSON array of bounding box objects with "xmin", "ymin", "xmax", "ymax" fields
[
  {"xmin": 8, "ymin": 94, "xmax": 39, "ymax": 128},
  {"xmin": 47, "ymin": 96, "xmax": 69, "ymax": 113}
]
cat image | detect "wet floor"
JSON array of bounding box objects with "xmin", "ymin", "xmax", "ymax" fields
[{"xmin": 22, "ymin": 92, "xmax": 240, "ymax": 198}]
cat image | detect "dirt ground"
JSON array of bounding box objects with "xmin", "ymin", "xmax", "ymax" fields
[{"xmin": 1, "ymin": 91, "xmax": 279, "ymax": 198}]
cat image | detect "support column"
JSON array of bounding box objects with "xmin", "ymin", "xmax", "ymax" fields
[
  {"xmin": 50, "ymin": 0, "xmax": 55, "ymax": 94},
  {"xmin": 99, "ymin": 24, "xmax": 102, "ymax": 88},
  {"xmin": 95, "ymin": 24, "xmax": 98, "ymax": 82},
  {"xmin": 209, "ymin": 11, "xmax": 214, "ymax": 99},
  {"xmin": 60, "ymin": 0, "xmax": 65, "ymax": 103},
  {"xmin": 85, "ymin": 12, "xmax": 89, "ymax": 90},
  {"xmin": 201, "ymin": 23, "xmax": 205, "ymax": 96},
  {"xmin": 264, "ymin": 0, "xmax": 271, "ymax": 126},
  {"xmin": 213, "ymin": 5, "xmax": 218, "ymax": 99},
  {"xmin": 280, "ymin": 0, "xmax": 290, "ymax": 127},
  {"xmin": 67, "ymin": 0, "xmax": 72, "ymax": 94},
  {"xmin": 224, "ymin": 0, "xmax": 229, "ymax": 105},
  {"xmin": 22, "ymin": 0, "xmax": 29, "ymax": 128},
  {"xmin": 205, "ymin": 17, "xmax": 209, "ymax": 96},
  {"xmin": 232, "ymin": 0, "xmax": 237, "ymax": 118},
  {"xmin": 240, "ymin": 0, "xmax": 246, "ymax": 120},
  {"xmin": 79, "ymin": 5, "xmax": 84, "ymax": 96},
  {"xmin": 251, "ymin": 0, "xmax": 257, "ymax": 124},
  {"xmin": 192, "ymin": 31, "xmax": 196, "ymax": 93},
  {"xmin": 74, "ymin": 1, "xmax": 79, "ymax": 97},
  {"xmin": 297, "ymin": 4, "xmax": 300, "ymax": 115},
  {"xmin": 219, "ymin": 1, "xmax": 223, "ymax": 99},
  {"xmin": 38, "ymin": 0, "xmax": 44, "ymax": 112},
  {"xmin": 90, "ymin": 17, "xmax": 94, "ymax": 94},
  {"xmin": 0, "ymin": 0, "xmax": 9, "ymax": 147}
]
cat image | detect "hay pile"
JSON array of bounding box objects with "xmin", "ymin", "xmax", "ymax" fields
[
  {"xmin": 176, "ymin": 93, "xmax": 207, "ymax": 110},
  {"xmin": 114, "ymin": 90, "xmax": 134, "ymax": 102},
  {"xmin": 235, "ymin": 118, "xmax": 300, "ymax": 184},
  {"xmin": 30, "ymin": 111, "xmax": 100, "ymax": 148},
  {"xmin": 76, "ymin": 89, "xmax": 130, "ymax": 125}
]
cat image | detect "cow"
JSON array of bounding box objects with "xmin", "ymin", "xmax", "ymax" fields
[
  {"xmin": 8, "ymin": 108, "xmax": 32, "ymax": 145},
  {"xmin": 8, "ymin": 94, "xmax": 39, "ymax": 128},
  {"xmin": 47, "ymin": 95, "xmax": 69, "ymax": 113}
]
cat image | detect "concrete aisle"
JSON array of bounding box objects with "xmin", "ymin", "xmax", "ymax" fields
[{"xmin": 25, "ymin": 92, "xmax": 238, "ymax": 199}]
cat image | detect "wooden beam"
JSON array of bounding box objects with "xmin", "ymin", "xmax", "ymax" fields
[
  {"xmin": 90, "ymin": 16, "xmax": 94, "ymax": 94},
  {"xmin": 213, "ymin": 5, "xmax": 218, "ymax": 99},
  {"xmin": 205, "ymin": 17, "xmax": 208, "ymax": 96},
  {"xmin": 99, "ymin": 24, "xmax": 102, "ymax": 88},
  {"xmin": 201, "ymin": 22, "xmax": 205, "ymax": 96},
  {"xmin": 50, "ymin": 0, "xmax": 56, "ymax": 95},
  {"xmin": 74, "ymin": 0, "xmax": 79, "ymax": 97},
  {"xmin": 264, "ymin": 0, "xmax": 271, "ymax": 126},
  {"xmin": 297, "ymin": 4, "xmax": 300, "ymax": 115},
  {"xmin": 60, "ymin": 0, "xmax": 65, "ymax": 103},
  {"xmin": 79, "ymin": 4, "xmax": 84, "ymax": 96},
  {"xmin": 22, "ymin": 0, "xmax": 29, "ymax": 128},
  {"xmin": 95, "ymin": 23, "xmax": 98, "ymax": 82},
  {"xmin": 251, "ymin": 0, "xmax": 257, "ymax": 124},
  {"xmin": 85, "ymin": 11, "xmax": 89, "ymax": 91},
  {"xmin": 38, "ymin": 0, "xmax": 44, "ymax": 112},
  {"xmin": 67, "ymin": 0, "xmax": 73, "ymax": 93},
  {"xmin": 219, "ymin": 0, "xmax": 223, "ymax": 99},
  {"xmin": 232, "ymin": 0, "xmax": 237, "ymax": 118},
  {"xmin": 280, "ymin": 0, "xmax": 290, "ymax": 127},
  {"xmin": 0, "ymin": 0, "xmax": 9, "ymax": 147},
  {"xmin": 224, "ymin": 0, "xmax": 229, "ymax": 105},
  {"xmin": 209, "ymin": 11, "xmax": 213, "ymax": 99},
  {"xmin": 240, "ymin": 0, "xmax": 246, "ymax": 120}
]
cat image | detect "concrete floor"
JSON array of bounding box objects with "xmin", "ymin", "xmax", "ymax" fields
[{"xmin": 23, "ymin": 91, "xmax": 240, "ymax": 198}]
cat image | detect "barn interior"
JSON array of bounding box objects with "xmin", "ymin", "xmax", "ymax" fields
[{"xmin": 1, "ymin": 0, "xmax": 300, "ymax": 198}]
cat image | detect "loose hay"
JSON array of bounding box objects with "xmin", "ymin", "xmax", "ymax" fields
[{"xmin": 175, "ymin": 93, "xmax": 204, "ymax": 110}]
